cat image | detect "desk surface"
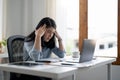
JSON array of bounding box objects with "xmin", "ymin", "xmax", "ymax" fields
[
  {"xmin": 0, "ymin": 57, "xmax": 116, "ymax": 80},
  {"xmin": 50, "ymin": 57, "xmax": 116, "ymax": 68},
  {"xmin": 0, "ymin": 62, "xmax": 77, "ymax": 80}
]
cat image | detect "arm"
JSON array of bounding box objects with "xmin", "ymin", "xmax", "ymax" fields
[
  {"xmin": 34, "ymin": 24, "xmax": 46, "ymax": 51},
  {"xmin": 52, "ymin": 31, "xmax": 65, "ymax": 58},
  {"xmin": 54, "ymin": 31, "xmax": 64, "ymax": 51},
  {"xmin": 52, "ymin": 47, "xmax": 65, "ymax": 58},
  {"xmin": 24, "ymin": 41, "xmax": 42, "ymax": 61},
  {"xmin": 24, "ymin": 24, "xmax": 46, "ymax": 61}
]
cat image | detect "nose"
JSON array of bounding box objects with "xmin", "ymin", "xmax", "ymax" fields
[{"xmin": 48, "ymin": 33, "xmax": 53, "ymax": 38}]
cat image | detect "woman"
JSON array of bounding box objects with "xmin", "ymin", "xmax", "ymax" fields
[
  {"xmin": 23, "ymin": 17, "xmax": 65, "ymax": 61},
  {"xmin": 21, "ymin": 17, "xmax": 66, "ymax": 80}
]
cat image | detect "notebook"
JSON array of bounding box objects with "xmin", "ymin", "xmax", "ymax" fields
[{"xmin": 65, "ymin": 39, "xmax": 96, "ymax": 63}]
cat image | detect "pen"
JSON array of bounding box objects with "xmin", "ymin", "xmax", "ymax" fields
[{"xmin": 35, "ymin": 60, "xmax": 51, "ymax": 63}]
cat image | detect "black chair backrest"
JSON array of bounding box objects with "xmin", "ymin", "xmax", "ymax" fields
[{"xmin": 7, "ymin": 35, "xmax": 25, "ymax": 63}]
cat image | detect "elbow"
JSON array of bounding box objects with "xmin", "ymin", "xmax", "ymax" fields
[
  {"xmin": 29, "ymin": 50, "xmax": 39, "ymax": 61},
  {"xmin": 59, "ymin": 51, "xmax": 66, "ymax": 58}
]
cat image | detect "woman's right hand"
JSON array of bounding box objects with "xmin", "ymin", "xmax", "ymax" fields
[{"xmin": 35, "ymin": 24, "xmax": 46, "ymax": 37}]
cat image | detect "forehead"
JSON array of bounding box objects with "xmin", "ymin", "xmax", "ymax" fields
[{"xmin": 46, "ymin": 27, "xmax": 56, "ymax": 32}]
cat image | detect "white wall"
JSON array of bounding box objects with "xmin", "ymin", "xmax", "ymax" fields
[
  {"xmin": 112, "ymin": 65, "xmax": 120, "ymax": 80},
  {"xmin": 6, "ymin": 0, "xmax": 23, "ymax": 37},
  {"xmin": 76, "ymin": 65, "xmax": 107, "ymax": 80},
  {"xmin": 5, "ymin": 0, "xmax": 47, "ymax": 38}
]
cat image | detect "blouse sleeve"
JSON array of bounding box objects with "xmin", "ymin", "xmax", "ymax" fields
[
  {"xmin": 52, "ymin": 46, "xmax": 66, "ymax": 58},
  {"xmin": 24, "ymin": 41, "xmax": 42, "ymax": 61}
]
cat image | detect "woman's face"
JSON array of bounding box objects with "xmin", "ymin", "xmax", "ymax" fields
[{"xmin": 43, "ymin": 27, "xmax": 56, "ymax": 42}]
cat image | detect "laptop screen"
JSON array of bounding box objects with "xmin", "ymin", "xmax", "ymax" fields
[{"xmin": 79, "ymin": 39, "xmax": 96, "ymax": 63}]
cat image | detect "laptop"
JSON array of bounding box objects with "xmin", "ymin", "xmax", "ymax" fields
[{"xmin": 65, "ymin": 39, "xmax": 96, "ymax": 63}]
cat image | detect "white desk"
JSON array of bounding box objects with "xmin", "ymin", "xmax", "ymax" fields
[
  {"xmin": 0, "ymin": 63, "xmax": 77, "ymax": 80},
  {"xmin": 50, "ymin": 57, "xmax": 116, "ymax": 80},
  {"xmin": 0, "ymin": 57, "xmax": 116, "ymax": 80},
  {"xmin": 75, "ymin": 57, "xmax": 116, "ymax": 80}
]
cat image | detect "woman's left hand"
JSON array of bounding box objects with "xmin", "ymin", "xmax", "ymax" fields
[
  {"xmin": 54, "ymin": 31, "xmax": 62, "ymax": 41},
  {"xmin": 55, "ymin": 31, "xmax": 64, "ymax": 51}
]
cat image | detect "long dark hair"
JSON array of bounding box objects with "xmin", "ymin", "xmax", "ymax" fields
[{"xmin": 25, "ymin": 17, "xmax": 57, "ymax": 49}]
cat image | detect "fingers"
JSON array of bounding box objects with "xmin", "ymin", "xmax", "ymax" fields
[
  {"xmin": 55, "ymin": 31, "xmax": 62, "ymax": 40},
  {"xmin": 54, "ymin": 31, "xmax": 58, "ymax": 37},
  {"xmin": 40, "ymin": 24, "xmax": 46, "ymax": 31},
  {"xmin": 43, "ymin": 24, "xmax": 47, "ymax": 27},
  {"xmin": 35, "ymin": 24, "xmax": 47, "ymax": 37}
]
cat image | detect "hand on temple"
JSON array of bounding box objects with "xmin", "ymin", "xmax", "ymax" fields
[
  {"xmin": 35, "ymin": 24, "xmax": 46, "ymax": 37},
  {"xmin": 54, "ymin": 31, "xmax": 62, "ymax": 41}
]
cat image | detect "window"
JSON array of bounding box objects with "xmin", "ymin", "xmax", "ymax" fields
[
  {"xmin": 88, "ymin": 0, "xmax": 118, "ymax": 57},
  {"xmin": 55, "ymin": 0, "xmax": 79, "ymax": 55}
]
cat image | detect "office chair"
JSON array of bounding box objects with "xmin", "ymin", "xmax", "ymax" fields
[
  {"xmin": 7, "ymin": 35, "xmax": 25, "ymax": 62},
  {"xmin": 7, "ymin": 35, "xmax": 25, "ymax": 80}
]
